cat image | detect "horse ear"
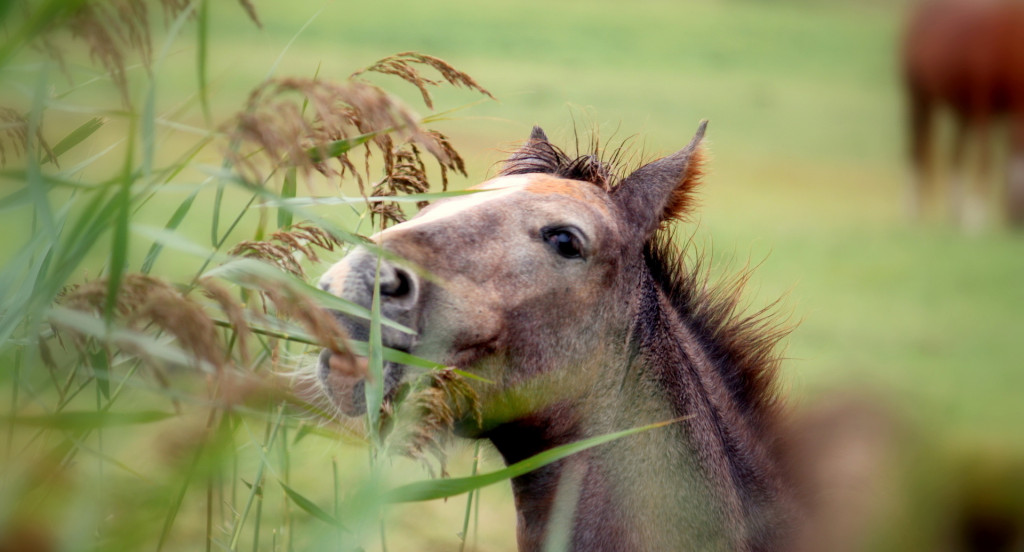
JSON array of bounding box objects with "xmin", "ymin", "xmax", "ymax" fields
[
  {"xmin": 500, "ymin": 126, "xmax": 560, "ymax": 176},
  {"xmin": 611, "ymin": 120, "xmax": 707, "ymax": 239},
  {"xmin": 528, "ymin": 126, "xmax": 549, "ymax": 143}
]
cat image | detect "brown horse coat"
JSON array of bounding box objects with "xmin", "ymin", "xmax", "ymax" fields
[{"xmin": 318, "ymin": 123, "xmax": 795, "ymax": 550}]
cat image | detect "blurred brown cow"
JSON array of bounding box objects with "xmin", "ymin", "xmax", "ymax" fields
[{"xmin": 903, "ymin": 0, "xmax": 1024, "ymax": 229}]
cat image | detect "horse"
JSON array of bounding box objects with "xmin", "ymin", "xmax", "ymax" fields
[
  {"xmin": 903, "ymin": 0, "xmax": 1024, "ymax": 228},
  {"xmin": 316, "ymin": 122, "xmax": 797, "ymax": 551}
]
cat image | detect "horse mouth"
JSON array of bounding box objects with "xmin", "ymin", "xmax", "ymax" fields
[{"xmin": 317, "ymin": 348, "xmax": 406, "ymax": 417}]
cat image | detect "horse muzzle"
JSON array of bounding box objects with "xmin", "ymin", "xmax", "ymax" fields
[{"xmin": 316, "ymin": 247, "xmax": 422, "ymax": 416}]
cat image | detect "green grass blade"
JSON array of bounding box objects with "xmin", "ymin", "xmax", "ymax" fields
[
  {"xmin": 142, "ymin": 84, "xmax": 157, "ymax": 178},
  {"xmin": 204, "ymin": 258, "xmax": 415, "ymax": 335},
  {"xmin": 458, "ymin": 442, "xmax": 482, "ymax": 552},
  {"xmin": 105, "ymin": 151, "xmax": 134, "ymax": 325},
  {"xmin": 279, "ymin": 479, "xmax": 348, "ymax": 529},
  {"xmin": 140, "ymin": 188, "xmax": 202, "ymax": 273},
  {"xmin": 43, "ymin": 117, "xmax": 105, "ymax": 165},
  {"xmin": 203, "ymin": 166, "xmax": 369, "ymax": 250},
  {"xmin": 211, "ymin": 182, "xmax": 225, "ymax": 245},
  {"xmin": 3, "ymin": 410, "xmax": 174, "ymax": 431},
  {"xmin": 197, "ymin": 0, "xmax": 212, "ymax": 125},
  {"xmin": 87, "ymin": 347, "xmax": 110, "ymax": 400},
  {"xmin": 134, "ymin": 224, "xmax": 227, "ymax": 262},
  {"xmin": 27, "ymin": 64, "xmax": 55, "ymax": 239},
  {"xmin": 265, "ymin": 4, "xmax": 325, "ymax": 79},
  {"xmin": 0, "ymin": 187, "xmax": 31, "ymax": 212},
  {"xmin": 366, "ymin": 260, "xmax": 384, "ymax": 443},
  {"xmin": 229, "ymin": 405, "xmax": 285, "ymax": 551},
  {"xmin": 386, "ymin": 418, "xmax": 686, "ymax": 503},
  {"xmin": 0, "ymin": 0, "xmax": 74, "ymax": 67},
  {"xmin": 278, "ymin": 167, "xmax": 296, "ymax": 229},
  {"xmin": 59, "ymin": 139, "xmax": 125, "ymax": 178},
  {"xmin": 157, "ymin": 408, "xmax": 218, "ymax": 552},
  {"xmin": 306, "ymin": 132, "xmax": 376, "ymax": 163},
  {"xmin": 48, "ymin": 307, "xmax": 219, "ymax": 371},
  {"xmin": 344, "ymin": 342, "xmax": 492, "ymax": 383},
  {"xmin": 261, "ymin": 189, "xmax": 481, "ymax": 208}
]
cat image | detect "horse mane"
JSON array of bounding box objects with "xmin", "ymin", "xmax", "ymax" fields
[
  {"xmin": 499, "ymin": 134, "xmax": 789, "ymax": 433},
  {"xmin": 643, "ymin": 233, "xmax": 790, "ymax": 434}
]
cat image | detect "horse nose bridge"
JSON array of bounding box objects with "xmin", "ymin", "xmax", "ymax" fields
[{"xmin": 318, "ymin": 247, "xmax": 374, "ymax": 298}]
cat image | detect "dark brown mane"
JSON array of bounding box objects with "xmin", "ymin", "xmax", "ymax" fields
[
  {"xmin": 502, "ymin": 131, "xmax": 788, "ymax": 432},
  {"xmin": 644, "ymin": 232, "xmax": 790, "ymax": 434}
]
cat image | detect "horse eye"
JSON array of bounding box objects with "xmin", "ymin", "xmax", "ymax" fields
[{"xmin": 542, "ymin": 228, "xmax": 584, "ymax": 259}]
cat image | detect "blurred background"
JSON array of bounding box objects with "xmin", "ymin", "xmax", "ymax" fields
[{"xmin": 1, "ymin": 0, "xmax": 1023, "ymax": 550}]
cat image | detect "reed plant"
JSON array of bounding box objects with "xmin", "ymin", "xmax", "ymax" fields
[
  {"xmin": 0, "ymin": 1, "xmax": 468, "ymax": 550},
  {"xmin": 0, "ymin": 2, "xmax": 668, "ymax": 551}
]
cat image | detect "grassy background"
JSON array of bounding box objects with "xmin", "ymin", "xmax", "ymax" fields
[
  {"xmin": 2, "ymin": 0, "xmax": 1023, "ymax": 550},
  {"xmin": 182, "ymin": 0, "xmax": 1022, "ymax": 441}
]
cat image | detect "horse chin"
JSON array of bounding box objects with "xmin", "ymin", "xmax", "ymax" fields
[{"xmin": 317, "ymin": 349, "xmax": 405, "ymax": 417}]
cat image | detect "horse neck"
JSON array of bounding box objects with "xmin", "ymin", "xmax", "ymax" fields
[{"xmin": 484, "ymin": 267, "xmax": 787, "ymax": 552}]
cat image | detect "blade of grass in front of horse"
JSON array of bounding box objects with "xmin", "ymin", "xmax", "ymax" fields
[
  {"xmin": 264, "ymin": 3, "xmax": 325, "ymax": 80},
  {"xmin": 157, "ymin": 406, "xmax": 220, "ymax": 552},
  {"xmin": 205, "ymin": 166, "xmax": 425, "ymax": 279},
  {"xmin": 387, "ymin": 418, "xmax": 687, "ymax": 503},
  {"xmin": 196, "ymin": 0, "xmax": 211, "ymax": 125},
  {"xmin": 1, "ymin": 410, "xmax": 175, "ymax": 431},
  {"xmin": 204, "ymin": 166, "xmax": 370, "ymax": 251},
  {"xmin": 458, "ymin": 441, "xmax": 482, "ymax": 552},
  {"xmin": 0, "ymin": 173, "xmax": 109, "ymax": 212},
  {"xmin": 229, "ymin": 405, "xmax": 285, "ymax": 551},
  {"xmin": 105, "ymin": 135, "xmax": 135, "ymax": 325},
  {"xmin": 144, "ymin": 1, "xmax": 199, "ymax": 177},
  {"xmin": 306, "ymin": 131, "xmax": 377, "ymax": 163},
  {"xmin": 0, "ymin": 190, "xmax": 95, "ymax": 345},
  {"xmin": 26, "ymin": 63, "xmax": 54, "ymax": 240},
  {"xmin": 0, "ymin": 0, "xmax": 65, "ymax": 67},
  {"xmin": 134, "ymin": 223, "xmax": 231, "ymax": 266},
  {"xmin": 105, "ymin": 72, "xmax": 141, "ymax": 325},
  {"xmin": 366, "ymin": 259, "xmax": 385, "ymax": 447},
  {"xmin": 41, "ymin": 117, "xmax": 105, "ymax": 165},
  {"xmin": 279, "ymin": 479, "xmax": 348, "ymax": 529},
  {"xmin": 262, "ymin": 189, "xmax": 483, "ymax": 208},
  {"xmin": 203, "ymin": 258, "xmax": 415, "ymax": 335},
  {"xmin": 139, "ymin": 189, "xmax": 203, "ymax": 273},
  {"xmin": 278, "ymin": 167, "xmax": 297, "ymax": 229},
  {"xmin": 206, "ymin": 315, "xmax": 469, "ymax": 383},
  {"xmin": 48, "ymin": 307, "xmax": 220, "ymax": 372}
]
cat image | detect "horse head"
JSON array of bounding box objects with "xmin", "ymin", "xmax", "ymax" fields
[{"xmin": 317, "ymin": 123, "xmax": 706, "ymax": 426}]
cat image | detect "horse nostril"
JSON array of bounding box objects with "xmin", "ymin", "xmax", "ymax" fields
[{"xmin": 379, "ymin": 267, "xmax": 413, "ymax": 299}]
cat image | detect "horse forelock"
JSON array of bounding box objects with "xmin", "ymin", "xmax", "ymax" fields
[{"xmin": 499, "ymin": 137, "xmax": 619, "ymax": 191}]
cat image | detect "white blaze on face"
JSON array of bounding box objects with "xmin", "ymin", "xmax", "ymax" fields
[{"xmin": 373, "ymin": 175, "xmax": 536, "ymax": 236}]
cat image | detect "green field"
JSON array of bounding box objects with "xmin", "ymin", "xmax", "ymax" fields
[
  {"xmin": 185, "ymin": 0, "xmax": 1022, "ymax": 442},
  {"xmin": 2, "ymin": 0, "xmax": 1023, "ymax": 550}
]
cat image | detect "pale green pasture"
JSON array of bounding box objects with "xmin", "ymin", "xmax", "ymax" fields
[{"xmin": 177, "ymin": 0, "xmax": 1019, "ymax": 443}]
